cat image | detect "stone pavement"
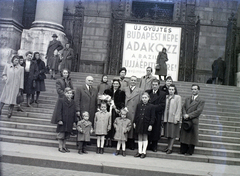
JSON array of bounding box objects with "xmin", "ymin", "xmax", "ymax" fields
[
  {"xmin": 1, "ymin": 142, "xmax": 240, "ymax": 176},
  {"xmin": 1, "ymin": 163, "xmax": 114, "ymax": 176}
]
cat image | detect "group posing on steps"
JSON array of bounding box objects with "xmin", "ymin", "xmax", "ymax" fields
[{"xmin": 0, "ymin": 46, "xmax": 204, "ymax": 159}]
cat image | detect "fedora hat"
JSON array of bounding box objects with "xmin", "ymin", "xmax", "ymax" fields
[
  {"xmin": 52, "ymin": 34, "xmax": 58, "ymax": 38},
  {"xmin": 182, "ymin": 120, "xmax": 193, "ymax": 131}
]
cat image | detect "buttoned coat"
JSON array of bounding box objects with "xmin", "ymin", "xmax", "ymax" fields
[
  {"xmin": 180, "ymin": 96, "xmax": 205, "ymax": 145},
  {"xmin": 155, "ymin": 52, "xmax": 168, "ymax": 76},
  {"xmin": 114, "ymin": 117, "xmax": 131, "ymax": 141},
  {"xmin": 146, "ymin": 89, "xmax": 166, "ymax": 141},
  {"xmin": 55, "ymin": 97, "xmax": 77, "ymax": 133},
  {"xmin": 77, "ymin": 119, "xmax": 93, "ymax": 142},
  {"xmin": 164, "ymin": 95, "xmax": 182, "ymax": 123},
  {"xmin": 123, "ymin": 86, "xmax": 143, "ymax": 138},
  {"xmin": 46, "ymin": 40, "xmax": 63, "ymax": 59},
  {"xmin": 74, "ymin": 85, "xmax": 98, "ymax": 124},
  {"xmin": 61, "ymin": 47, "xmax": 74, "ymax": 71},
  {"xmin": 0, "ymin": 63, "xmax": 24, "ymax": 105},
  {"xmin": 35, "ymin": 59, "xmax": 46, "ymax": 91},
  {"xmin": 134, "ymin": 103, "xmax": 155, "ymax": 135},
  {"xmin": 139, "ymin": 74, "xmax": 157, "ymax": 91},
  {"xmin": 94, "ymin": 111, "xmax": 111, "ymax": 135},
  {"xmin": 23, "ymin": 60, "xmax": 39, "ymax": 94},
  {"xmin": 56, "ymin": 77, "xmax": 74, "ymax": 98}
]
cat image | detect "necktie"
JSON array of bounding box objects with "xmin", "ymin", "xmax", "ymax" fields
[{"xmin": 89, "ymin": 86, "xmax": 92, "ymax": 95}]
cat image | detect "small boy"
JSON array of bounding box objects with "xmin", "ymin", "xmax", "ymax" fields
[{"xmin": 77, "ymin": 111, "xmax": 93, "ymax": 154}]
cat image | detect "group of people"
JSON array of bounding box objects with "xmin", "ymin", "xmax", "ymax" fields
[
  {"xmin": 51, "ymin": 66, "xmax": 205, "ymax": 159},
  {"xmin": 0, "ymin": 52, "xmax": 46, "ymax": 118}
]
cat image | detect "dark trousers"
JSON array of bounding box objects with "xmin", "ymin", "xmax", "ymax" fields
[
  {"xmin": 77, "ymin": 141, "xmax": 87, "ymax": 151},
  {"xmin": 127, "ymin": 138, "xmax": 135, "ymax": 150},
  {"xmin": 180, "ymin": 143, "xmax": 195, "ymax": 155}
]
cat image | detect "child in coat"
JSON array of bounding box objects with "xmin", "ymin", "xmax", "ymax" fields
[
  {"xmin": 133, "ymin": 92, "xmax": 155, "ymax": 159},
  {"xmin": 53, "ymin": 87, "xmax": 77, "ymax": 153},
  {"xmin": 77, "ymin": 111, "xmax": 93, "ymax": 154},
  {"xmin": 114, "ymin": 107, "xmax": 131, "ymax": 157},
  {"xmin": 94, "ymin": 102, "xmax": 111, "ymax": 154}
]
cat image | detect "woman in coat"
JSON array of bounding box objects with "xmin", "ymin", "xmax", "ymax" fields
[
  {"xmin": 23, "ymin": 51, "xmax": 38, "ymax": 107},
  {"xmin": 51, "ymin": 68, "xmax": 74, "ymax": 124},
  {"xmin": 32, "ymin": 52, "xmax": 46, "ymax": 104},
  {"xmin": 0, "ymin": 56, "xmax": 24, "ymax": 118},
  {"xmin": 155, "ymin": 47, "xmax": 168, "ymax": 81},
  {"xmin": 48, "ymin": 50, "xmax": 61, "ymax": 79},
  {"xmin": 104, "ymin": 79, "xmax": 126, "ymax": 147},
  {"xmin": 160, "ymin": 76, "xmax": 178, "ymax": 95},
  {"xmin": 163, "ymin": 84, "xmax": 181, "ymax": 154},
  {"xmin": 54, "ymin": 88, "xmax": 77, "ymax": 153}
]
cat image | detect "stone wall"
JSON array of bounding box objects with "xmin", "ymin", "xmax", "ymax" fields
[
  {"xmin": 80, "ymin": 0, "xmax": 112, "ymax": 74},
  {"xmin": 194, "ymin": 0, "xmax": 239, "ymax": 83}
]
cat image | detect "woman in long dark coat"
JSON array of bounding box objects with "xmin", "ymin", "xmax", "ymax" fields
[
  {"xmin": 23, "ymin": 51, "xmax": 38, "ymax": 107},
  {"xmin": 104, "ymin": 79, "xmax": 125, "ymax": 147},
  {"xmin": 32, "ymin": 52, "xmax": 46, "ymax": 104},
  {"xmin": 54, "ymin": 88, "xmax": 77, "ymax": 153},
  {"xmin": 51, "ymin": 68, "xmax": 74, "ymax": 124},
  {"xmin": 155, "ymin": 48, "xmax": 168, "ymax": 81}
]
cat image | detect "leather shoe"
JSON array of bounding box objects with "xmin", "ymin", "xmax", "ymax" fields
[
  {"xmin": 152, "ymin": 148, "xmax": 157, "ymax": 152},
  {"xmin": 140, "ymin": 154, "xmax": 146, "ymax": 159},
  {"xmin": 162, "ymin": 147, "xmax": 168, "ymax": 152},
  {"xmin": 134, "ymin": 152, "xmax": 141, "ymax": 157},
  {"xmin": 63, "ymin": 148, "xmax": 70, "ymax": 153},
  {"xmin": 7, "ymin": 113, "xmax": 12, "ymax": 118},
  {"xmin": 115, "ymin": 150, "xmax": 120, "ymax": 156},
  {"xmin": 58, "ymin": 148, "xmax": 66, "ymax": 153},
  {"xmin": 78, "ymin": 150, "xmax": 82, "ymax": 154},
  {"xmin": 185, "ymin": 153, "xmax": 192, "ymax": 156},
  {"xmin": 30, "ymin": 99, "xmax": 34, "ymax": 104},
  {"xmin": 35, "ymin": 100, "xmax": 39, "ymax": 104},
  {"xmin": 17, "ymin": 107, "xmax": 24, "ymax": 112},
  {"xmin": 122, "ymin": 151, "xmax": 126, "ymax": 157},
  {"xmin": 82, "ymin": 150, "xmax": 88, "ymax": 154},
  {"xmin": 166, "ymin": 150, "xmax": 172, "ymax": 154}
]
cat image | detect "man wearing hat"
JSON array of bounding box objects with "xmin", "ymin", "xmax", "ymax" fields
[
  {"xmin": 179, "ymin": 84, "xmax": 205, "ymax": 155},
  {"xmin": 45, "ymin": 34, "xmax": 63, "ymax": 68},
  {"xmin": 119, "ymin": 67, "xmax": 129, "ymax": 90}
]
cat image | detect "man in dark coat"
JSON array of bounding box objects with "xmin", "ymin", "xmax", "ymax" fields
[
  {"xmin": 45, "ymin": 34, "xmax": 63, "ymax": 68},
  {"xmin": 61, "ymin": 43, "xmax": 74, "ymax": 71},
  {"xmin": 212, "ymin": 57, "xmax": 226, "ymax": 85},
  {"xmin": 180, "ymin": 84, "xmax": 205, "ymax": 155},
  {"xmin": 146, "ymin": 79, "xmax": 166, "ymax": 152},
  {"xmin": 75, "ymin": 76, "xmax": 98, "ymax": 125}
]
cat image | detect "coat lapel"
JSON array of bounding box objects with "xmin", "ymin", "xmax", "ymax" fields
[
  {"xmin": 126, "ymin": 87, "xmax": 139, "ymax": 102},
  {"xmin": 83, "ymin": 85, "xmax": 91, "ymax": 97},
  {"xmin": 186, "ymin": 96, "xmax": 199, "ymax": 111}
]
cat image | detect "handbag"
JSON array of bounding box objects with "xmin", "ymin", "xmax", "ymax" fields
[
  {"xmin": 155, "ymin": 64, "xmax": 161, "ymax": 70},
  {"xmin": 16, "ymin": 92, "xmax": 24, "ymax": 104},
  {"xmin": 32, "ymin": 80, "xmax": 36, "ymax": 88},
  {"xmin": 38, "ymin": 73, "xmax": 46, "ymax": 80},
  {"xmin": 182, "ymin": 119, "xmax": 193, "ymax": 131}
]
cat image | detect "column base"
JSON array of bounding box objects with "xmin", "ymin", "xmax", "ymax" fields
[
  {"xmin": 32, "ymin": 21, "xmax": 64, "ymax": 32},
  {"xmin": 236, "ymin": 72, "xmax": 240, "ymax": 87},
  {"xmin": 0, "ymin": 19, "xmax": 23, "ymax": 65},
  {"xmin": 18, "ymin": 28, "xmax": 68, "ymax": 62}
]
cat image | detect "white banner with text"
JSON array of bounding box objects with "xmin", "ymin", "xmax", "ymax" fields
[{"xmin": 122, "ymin": 23, "xmax": 182, "ymax": 81}]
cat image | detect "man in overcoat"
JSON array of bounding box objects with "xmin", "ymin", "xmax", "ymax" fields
[
  {"xmin": 75, "ymin": 76, "xmax": 98, "ymax": 125},
  {"xmin": 139, "ymin": 67, "xmax": 157, "ymax": 91},
  {"xmin": 61, "ymin": 43, "xmax": 74, "ymax": 71},
  {"xmin": 45, "ymin": 34, "xmax": 63, "ymax": 67},
  {"xmin": 122, "ymin": 76, "xmax": 143, "ymax": 150},
  {"xmin": 146, "ymin": 79, "xmax": 166, "ymax": 152},
  {"xmin": 180, "ymin": 84, "xmax": 205, "ymax": 155}
]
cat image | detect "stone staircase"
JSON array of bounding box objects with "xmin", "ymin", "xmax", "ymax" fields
[{"xmin": 1, "ymin": 70, "xmax": 240, "ymax": 166}]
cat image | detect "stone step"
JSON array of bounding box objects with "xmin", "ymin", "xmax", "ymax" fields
[
  {"xmin": 200, "ymin": 118, "xmax": 240, "ymax": 127},
  {"xmin": 199, "ymin": 123, "xmax": 240, "ymax": 132},
  {"xmin": 0, "ymin": 134, "xmax": 240, "ymax": 162}
]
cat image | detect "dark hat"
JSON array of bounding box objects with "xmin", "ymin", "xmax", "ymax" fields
[
  {"xmin": 52, "ymin": 34, "xmax": 58, "ymax": 38},
  {"xmin": 119, "ymin": 67, "xmax": 127, "ymax": 74},
  {"xmin": 182, "ymin": 120, "xmax": 193, "ymax": 131}
]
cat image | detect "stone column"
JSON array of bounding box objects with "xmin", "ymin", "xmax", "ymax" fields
[
  {"xmin": 236, "ymin": 4, "xmax": 240, "ymax": 87},
  {"xmin": 18, "ymin": 0, "xmax": 68, "ymax": 59}
]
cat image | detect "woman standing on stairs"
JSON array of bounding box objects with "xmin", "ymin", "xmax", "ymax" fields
[
  {"xmin": 0, "ymin": 56, "xmax": 24, "ymax": 118},
  {"xmin": 51, "ymin": 68, "xmax": 74, "ymax": 124},
  {"xmin": 32, "ymin": 52, "xmax": 46, "ymax": 104},
  {"xmin": 23, "ymin": 51, "xmax": 38, "ymax": 107},
  {"xmin": 162, "ymin": 84, "xmax": 181, "ymax": 154}
]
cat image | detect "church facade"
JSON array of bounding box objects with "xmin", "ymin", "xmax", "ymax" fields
[{"xmin": 0, "ymin": 0, "xmax": 240, "ymax": 86}]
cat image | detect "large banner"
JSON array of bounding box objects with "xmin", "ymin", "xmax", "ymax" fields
[{"xmin": 122, "ymin": 23, "xmax": 182, "ymax": 81}]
